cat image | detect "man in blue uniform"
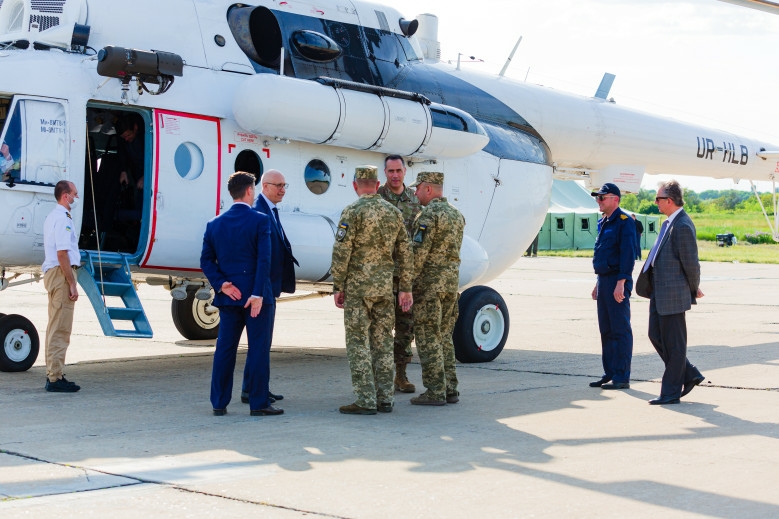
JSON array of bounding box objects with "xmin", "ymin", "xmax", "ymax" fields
[{"xmin": 589, "ymin": 183, "xmax": 636, "ymax": 390}]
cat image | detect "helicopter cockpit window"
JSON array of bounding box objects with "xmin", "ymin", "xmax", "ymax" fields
[
  {"xmin": 304, "ymin": 159, "xmax": 330, "ymax": 195},
  {"xmin": 397, "ymin": 34, "xmax": 420, "ymax": 62},
  {"xmin": 1, "ymin": 97, "xmax": 68, "ymax": 187}
]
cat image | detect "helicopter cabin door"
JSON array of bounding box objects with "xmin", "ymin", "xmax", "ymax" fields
[{"xmin": 140, "ymin": 110, "xmax": 221, "ymax": 270}]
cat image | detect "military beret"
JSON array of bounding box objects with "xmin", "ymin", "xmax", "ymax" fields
[
  {"xmin": 354, "ymin": 165, "xmax": 378, "ymax": 180},
  {"xmin": 410, "ymin": 171, "xmax": 444, "ymax": 187}
]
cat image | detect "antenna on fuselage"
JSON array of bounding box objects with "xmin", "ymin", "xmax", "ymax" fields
[
  {"xmin": 499, "ymin": 36, "xmax": 523, "ymax": 77},
  {"xmin": 594, "ymin": 72, "xmax": 616, "ymax": 100}
]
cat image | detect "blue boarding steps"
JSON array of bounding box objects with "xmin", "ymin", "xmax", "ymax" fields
[{"xmin": 77, "ymin": 251, "xmax": 153, "ymax": 338}]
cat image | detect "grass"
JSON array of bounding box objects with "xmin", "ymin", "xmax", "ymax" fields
[
  {"xmin": 688, "ymin": 212, "xmax": 775, "ymax": 243},
  {"xmin": 539, "ymin": 240, "xmax": 779, "ymax": 264}
]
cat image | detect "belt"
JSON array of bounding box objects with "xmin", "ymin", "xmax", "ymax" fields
[{"xmin": 71, "ymin": 265, "xmax": 81, "ymax": 270}]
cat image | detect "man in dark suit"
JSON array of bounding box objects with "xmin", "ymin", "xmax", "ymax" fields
[
  {"xmin": 636, "ymin": 180, "xmax": 705, "ymax": 405},
  {"xmin": 239, "ymin": 169, "xmax": 299, "ymax": 404},
  {"xmin": 200, "ymin": 172, "xmax": 283, "ymax": 416}
]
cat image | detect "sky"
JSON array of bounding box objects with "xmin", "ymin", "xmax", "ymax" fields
[{"xmin": 388, "ymin": 0, "xmax": 779, "ymax": 193}]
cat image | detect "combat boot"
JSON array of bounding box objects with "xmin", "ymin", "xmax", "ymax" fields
[
  {"xmin": 410, "ymin": 392, "xmax": 446, "ymax": 406},
  {"xmin": 394, "ymin": 363, "xmax": 416, "ymax": 393},
  {"xmin": 339, "ymin": 403, "xmax": 377, "ymax": 415}
]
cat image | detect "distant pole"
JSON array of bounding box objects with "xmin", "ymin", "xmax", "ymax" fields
[{"xmin": 499, "ymin": 36, "xmax": 522, "ymax": 77}]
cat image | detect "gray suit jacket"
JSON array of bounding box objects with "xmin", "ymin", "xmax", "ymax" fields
[{"xmin": 636, "ymin": 210, "xmax": 700, "ymax": 315}]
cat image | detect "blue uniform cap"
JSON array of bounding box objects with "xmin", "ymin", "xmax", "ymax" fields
[{"xmin": 591, "ymin": 182, "xmax": 621, "ymax": 198}]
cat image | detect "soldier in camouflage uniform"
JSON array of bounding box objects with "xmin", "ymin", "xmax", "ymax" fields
[
  {"xmin": 331, "ymin": 166, "xmax": 413, "ymax": 415},
  {"xmin": 408, "ymin": 171, "xmax": 465, "ymax": 406},
  {"xmin": 377, "ymin": 154, "xmax": 422, "ymax": 394}
]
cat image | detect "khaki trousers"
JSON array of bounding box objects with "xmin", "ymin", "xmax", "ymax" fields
[{"xmin": 44, "ymin": 267, "xmax": 75, "ymax": 382}]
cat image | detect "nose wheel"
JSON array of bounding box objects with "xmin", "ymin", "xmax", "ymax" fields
[{"xmin": 0, "ymin": 314, "xmax": 40, "ymax": 372}]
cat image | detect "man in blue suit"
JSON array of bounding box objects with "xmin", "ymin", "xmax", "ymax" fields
[
  {"xmin": 240, "ymin": 169, "xmax": 299, "ymax": 404},
  {"xmin": 200, "ymin": 172, "xmax": 283, "ymax": 416}
]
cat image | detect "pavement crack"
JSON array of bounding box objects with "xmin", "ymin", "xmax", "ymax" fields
[
  {"xmin": 1, "ymin": 449, "xmax": 352, "ymax": 517},
  {"xmin": 456, "ymin": 366, "xmax": 779, "ymax": 391},
  {"xmin": 171, "ymin": 487, "xmax": 355, "ymax": 518}
]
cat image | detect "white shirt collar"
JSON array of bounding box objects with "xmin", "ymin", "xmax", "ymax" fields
[
  {"xmin": 665, "ymin": 207, "xmax": 684, "ymax": 226},
  {"xmin": 261, "ymin": 192, "xmax": 277, "ymax": 211}
]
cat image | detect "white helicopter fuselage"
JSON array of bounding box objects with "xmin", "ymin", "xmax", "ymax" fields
[
  {"xmin": 0, "ymin": 0, "xmax": 554, "ymax": 287},
  {"xmin": 0, "ymin": 0, "xmax": 776, "ymax": 365}
]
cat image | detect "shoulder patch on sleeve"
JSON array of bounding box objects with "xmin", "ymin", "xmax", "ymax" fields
[
  {"xmin": 336, "ymin": 222, "xmax": 348, "ymax": 241},
  {"xmin": 413, "ymin": 224, "xmax": 427, "ymax": 243},
  {"xmin": 620, "ymin": 214, "xmax": 628, "ymax": 220}
]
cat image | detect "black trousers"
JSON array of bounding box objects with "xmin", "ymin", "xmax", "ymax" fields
[{"xmin": 647, "ymin": 296, "xmax": 702, "ymax": 398}]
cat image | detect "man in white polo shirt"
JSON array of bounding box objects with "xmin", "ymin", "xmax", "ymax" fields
[{"xmin": 42, "ymin": 180, "xmax": 82, "ymax": 392}]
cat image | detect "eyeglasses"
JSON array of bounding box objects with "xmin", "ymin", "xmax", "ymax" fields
[
  {"xmin": 655, "ymin": 196, "xmax": 669, "ymax": 203},
  {"xmin": 595, "ymin": 195, "xmax": 615, "ymax": 201},
  {"xmin": 265, "ymin": 182, "xmax": 289, "ymax": 189}
]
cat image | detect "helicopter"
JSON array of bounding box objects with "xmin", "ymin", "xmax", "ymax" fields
[{"xmin": 1, "ymin": 0, "xmax": 777, "ymax": 373}]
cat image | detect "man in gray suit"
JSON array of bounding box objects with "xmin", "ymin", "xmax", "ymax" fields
[{"xmin": 637, "ymin": 180, "xmax": 705, "ymax": 405}]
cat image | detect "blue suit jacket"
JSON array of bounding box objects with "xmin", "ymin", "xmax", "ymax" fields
[
  {"xmin": 200, "ymin": 203, "xmax": 273, "ymax": 307},
  {"xmin": 254, "ymin": 195, "xmax": 298, "ymax": 297}
]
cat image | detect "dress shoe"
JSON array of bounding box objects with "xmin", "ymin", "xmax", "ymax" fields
[
  {"xmin": 410, "ymin": 392, "xmax": 446, "ymax": 406},
  {"xmin": 250, "ymin": 405, "xmax": 284, "ymax": 416},
  {"xmin": 213, "ymin": 408, "xmax": 227, "ymax": 416},
  {"xmin": 648, "ymin": 395, "xmax": 680, "ymax": 405},
  {"xmin": 589, "ymin": 377, "xmax": 611, "ymax": 388},
  {"xmin": 45, "ymin": 378, "xmax": 80, "ymax": 393},
  {"xmin": 241, "ymin": 391, "xmax": 276, "ymax": 404},
  {"xmin": 601, "ymin": 382, "xmax": 630, "ymax": 390},
  {"xmin": 377, "ymin": 402, "xmax": 394, "ymax": 413},
  {"xmin": 681, "ymin": 376, "xmax": 705, "ymax": 398},
  {"xmin": 446, "ymin": 392, "xmax": 460, "ymax": 404},
  {"xmin": 339, "ymin": 403, "xmax": 377, "ymax": 415},
  {"xmin": 269, "ymin": 392, "xmax": 284, "ymax": 401}
]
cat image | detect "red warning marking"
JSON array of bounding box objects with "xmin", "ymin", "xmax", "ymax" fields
[
  {"xmin": 227, "ymin": 143, "xmax": 236, "ymax": 153},
  {"xmin": 262, "ymin": 148, "xmax": 271, "ymax": 158}
]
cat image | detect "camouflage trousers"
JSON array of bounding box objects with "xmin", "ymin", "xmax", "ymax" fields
[
  {"xmin": 344, "ymin": 294, "xmax": 395, "ymax": 409},
  {"xmin": 392, "ymin": 286, "xmax": 414, "ymax": 364},
  {"xmin": 413, "ymin": 290, "xmax": 459, "ymax": 400}
]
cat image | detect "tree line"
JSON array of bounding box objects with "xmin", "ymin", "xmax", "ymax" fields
[{"xmin": 620, "ymin": 188, "xmax": 775, "ymax": 215}]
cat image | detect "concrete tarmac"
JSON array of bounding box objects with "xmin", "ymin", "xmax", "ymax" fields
[{"xmin": 1, "ymin": 257, "xmax": 778, "ymax": 518}]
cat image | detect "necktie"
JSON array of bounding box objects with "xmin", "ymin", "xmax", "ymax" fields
[
  {"xmin": 272, "ymin": 207, "xmax": 286, "ymax": 241},
  {"xmin": 643, "ymin": 219, "xmax": 668, "ymax": 272}
]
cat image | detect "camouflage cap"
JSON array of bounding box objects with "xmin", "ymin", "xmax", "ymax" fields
[
  {"xmin": 354, "ymin": 165, "xmax": 378, "ymax": 180},
  {"xmin": 409, "ymin": 171, "xmax": 444, "ymax": 187}
]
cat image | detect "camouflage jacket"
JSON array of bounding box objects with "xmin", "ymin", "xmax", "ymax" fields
[
  {"xmin": 331, "ymin": 194, "xmax": 413, "ymax": 297},
  {"xmin": 411, "ymin": 197, "xmax": 465, "ymax": 293},
  {"xmin": 377, "ymin": 184, "xmax": 421, "ymax": 236},
  {"xmin": 378, "ymin": 183, "xmax": 422, "ymax": 283}
]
